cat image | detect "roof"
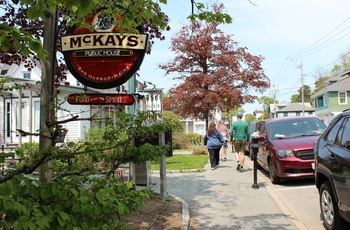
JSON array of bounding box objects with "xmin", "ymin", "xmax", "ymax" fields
[
  {"xmin": 277, "ymin": 103, "xmax": 314, "ymax": 112},
  {"xmin": 312, "ymin": 75, "xmax": 350, "ymax": 98}
]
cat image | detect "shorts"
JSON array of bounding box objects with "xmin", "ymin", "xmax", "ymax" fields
[{"xmin": 234, "ymin": 140, "xmax": 246, "ymax": 153}]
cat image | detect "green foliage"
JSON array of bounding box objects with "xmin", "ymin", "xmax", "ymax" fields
[
  {"xmin": 162, "ymin": 110, "xmax": 184, "ymax": 134},
  {"xmin": 172, "ymin": 133, "xmax": 190, "ymax": 150},
  {"xmin": 0, "ymin": 174, "xmax": 153, "ymax": 229},
  {"xmin": 0, "ymin": 112, "xmax": 171, "ymax": 229},
  {"xmin": 186, "ymin": 133, "xmax": 203, "ymax": 146},
  {"xmin": 0, "ymin": 77, "xmax": 22, "ymax": 92},
  {"xmin": 245, "ymin": 114, "xmax": 255, "ymax": 123},
  {"xmin": 151, "ymin": 154, "xmax": 208, "ymax": 171}
]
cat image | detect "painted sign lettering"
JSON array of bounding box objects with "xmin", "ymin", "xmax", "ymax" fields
[{"xmin": 67, "ymin": 94, "xmax": 135, "ymax": 105}]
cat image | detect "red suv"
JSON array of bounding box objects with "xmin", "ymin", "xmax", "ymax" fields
[{"xmin": 255, "ymin": 116, "xmax": 326, "ymax": 184}]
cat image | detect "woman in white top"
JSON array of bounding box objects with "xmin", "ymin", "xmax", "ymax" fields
[{"xmin": 217, "ymin": 120, "xmax": 229, "ymax": 161}]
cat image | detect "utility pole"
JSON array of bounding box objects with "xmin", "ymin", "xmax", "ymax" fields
[
  {"xmin": 269, "ymin": 85, "xmax": 279, "ymax": 118},
  {"xmin": 299, "ymin": 60, "xmax": 305, "ymax": 116}
]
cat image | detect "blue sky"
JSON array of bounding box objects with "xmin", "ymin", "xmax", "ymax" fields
[{"xmin": 139, "ymin": 0, "xmax": 350, "ymax": 114}]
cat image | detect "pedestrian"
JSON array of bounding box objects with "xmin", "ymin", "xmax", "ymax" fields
[
  {"xmin": 217, "ymin": 120, "xmax": 229, "ymax": 161},
  {"xmin": 230, "ymin": 112, "xmax": 249, "ymax": 172},
  {"xmin": 204, "ymin": 121, "xmax": 228, "ymax": 170}
]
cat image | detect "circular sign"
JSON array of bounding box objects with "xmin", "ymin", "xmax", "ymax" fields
[{"xmin": 61, "ymin": 12, "xmax": 148, "ymax": 89}]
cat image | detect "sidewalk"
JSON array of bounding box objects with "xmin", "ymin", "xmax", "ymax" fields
[{"xmin": 149, "ymin": 148, "xmax": 306, "ymax": 230}]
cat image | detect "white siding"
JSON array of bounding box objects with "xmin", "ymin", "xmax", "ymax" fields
[
  {"xmin": 0, "ymin": 98, "xmax": 4, "ymax": 144},
  {"xmin": 58, "ymin": 92, "xmax": 91, "ymax": 141}
]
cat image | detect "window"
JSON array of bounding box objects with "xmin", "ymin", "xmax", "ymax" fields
[
  {"xmin": 6, "ymin": 103, "xmax": 10, "ymax": 137},
  {"xmin": 308, "ymin": 112, "xmax": 313, "ymax": 115},
  {"xmin": 325, "ymin": 118, "xmax": 344, "ymax": 144},
  {"xmin": 340, "ymin": 118, "xmax": 350, "ymax": 150},
  {"xmin": 34, "ymin": 101, "xmax": 40, "ymax": 132},
  {"xmin": 283, "ymin": 112, "xmax": 288, "ymax": 117},
  {"xmin": 23, "ymin": 72, "xmax": 31, "ymax": 79},
  {"xmin": 15, "ymin": 102, "xmax": 27, "ymax": 134},
  {"xmin": 317, "ymin": 96, "xmax": 324, "ymax": 107},
  {"xmin": 338, "ymin": 92, "xmax": 347, "ymax": 105},
  {"xmin": 296, "ymin": 112, "xmax": 300, "ymax": 116}
]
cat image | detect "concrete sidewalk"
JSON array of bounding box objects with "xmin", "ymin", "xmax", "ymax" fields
[{"xmin": 149, "ymin": 148, "xmax": 307, "ymax": 230}]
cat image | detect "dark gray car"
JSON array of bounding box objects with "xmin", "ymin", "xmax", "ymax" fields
[{"xmin": 315, "ymin": 109, "xmax": 350, "ymax": 230}]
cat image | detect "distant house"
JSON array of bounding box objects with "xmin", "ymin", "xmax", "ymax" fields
[
  {"xmin": 311, "ymin": 70, "xmax": 350, "ymax": 125},
  {"xmin": 274, "ymin": 103, "xmax": 315, "ymax": 118}
]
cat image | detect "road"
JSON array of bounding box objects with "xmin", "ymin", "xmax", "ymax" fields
[{"xmin": 249, "ymin": 158, "xmax": 325, "ymax": 230}]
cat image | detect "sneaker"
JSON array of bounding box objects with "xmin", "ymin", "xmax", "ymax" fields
[
  {"xmin": 236, "ymin": 163, "xmax": 241, "ymax": 171},
  {"xmin": 211, "ymin": 167, "xmax": 215, "ymax": 170},
  {"xmin": 223, "ymin": 158, "xmax": 227, "ymax": 161},
  {"xmin": 239, "ymin": 167, "xmax": 244, "ymax": 172}
]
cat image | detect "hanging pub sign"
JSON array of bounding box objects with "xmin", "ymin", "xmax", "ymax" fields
[
  {"xmin": 61, "ymin": 12, "xmax": 149, "ymax": 89},
  {"xmin": 67, "ymin": 94, "xmax": 135, "ymax": 105}
]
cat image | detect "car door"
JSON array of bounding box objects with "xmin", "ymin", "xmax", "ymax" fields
[
  {"xmin": 257, "ymin": 121, "xmax": 268, "ymax": 170},
  {"xmin": 323, "ymin": 116, "xmax": 350, "ymax": 209},
  {"xmin": 330, "ymin": 117, "xmax": 350, "ymax": 212}
]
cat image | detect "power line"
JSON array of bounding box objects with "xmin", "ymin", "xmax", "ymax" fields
[
  {"xmin": 287, "ymin": 16, "xmax": 350, "ymax": 59},
  {"xmin": 294, "ymin": 29, "xmax": 350, "ymax": 59},
  {"xmin": 274, "ymin": 16, "xmax": 350, "ymax": 91}
]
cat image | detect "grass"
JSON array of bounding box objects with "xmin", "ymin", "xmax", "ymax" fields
[{"xmin": 150, "ymin": 154, "xmax": 209, "ymax": 171}]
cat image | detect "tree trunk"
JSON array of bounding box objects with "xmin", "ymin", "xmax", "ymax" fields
[{"xmin": 39, "ymin": 9, "xmax": 58, "ymax": 182}]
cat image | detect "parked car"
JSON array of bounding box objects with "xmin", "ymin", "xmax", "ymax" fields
[
  {"xmin": 255, "ymin": 116, "xmax": 326, "ymax": 184},
  {"xmin": 245, "ymin": 121, "xmax": 256, "ymax": 159},
  {"xmin": 315, "ymin": 109, "xmax": 350, "ymax": 230}
]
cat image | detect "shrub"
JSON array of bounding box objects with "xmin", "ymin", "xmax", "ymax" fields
[
  {"xmin": 186, "ymin": 133, "xmax": 203, "ymax": 145},
  {"xmin": 192, "ymin": 145, "xmax": 208, "ymax": 155},
  {"xmin": 172, "ymin": 133, "xmax": 190, "ymax": 149}
]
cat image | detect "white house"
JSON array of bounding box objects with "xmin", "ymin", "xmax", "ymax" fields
[{"xmin": 0, "ymin": 62, "xmax": 161, "ymax": 146}]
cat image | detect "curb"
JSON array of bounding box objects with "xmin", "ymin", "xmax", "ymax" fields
[
  {"xmin": 245, "ymin": 159, "xmax": 308, "ymax": 230},
  {"xmin": 170, "ymin": 195, "xmax": 190, "ymax": 230}
]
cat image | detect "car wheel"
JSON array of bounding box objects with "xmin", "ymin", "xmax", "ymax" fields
[
  {"xmin": 268, "ymin": 158, "xmax": 280, "ymax": 184},
  {"xmin": 319, "ymin": 181, "xmax": 349, "ymax": 230}
]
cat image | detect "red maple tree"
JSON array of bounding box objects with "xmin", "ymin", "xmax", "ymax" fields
[{"xmin": 160, "ymin": 3, "xmax": 270, "ymax": 129}]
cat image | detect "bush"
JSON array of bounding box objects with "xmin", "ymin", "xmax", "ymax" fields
[
  {"xmin": 186, "ymin": 133, "xmax": 203, "ymax": 145},
  {"xmin": 172, "ymin": 133, "xmax": 190, "ymax": 149},
  {"xmin": 192, "ymin": 145, "xmax": 208, "ymax": 155}
]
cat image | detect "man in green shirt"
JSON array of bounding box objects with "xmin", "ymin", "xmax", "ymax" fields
[{"xmin": 230, "ymin": 112, "xmax": 249, "ymax": 172}]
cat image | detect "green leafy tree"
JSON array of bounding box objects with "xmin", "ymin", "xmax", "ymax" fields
[
  {"xmin": 162, "ymin": 110, "xmax": 184, "ymax": 134},
  {"xmin": 312, "ymin": 51, "xmax": 350, "ymax": 95},
  {"xmin": 245, "ymin": 113, "xmax": 255, "ymax": 122},
  {"xmin": 257, "ymin": 96, "xmax": 276, "ymax": 119},
  {"xmin": 290, "ymin": 85, "xmax": 311, "ymax": 103},
  {"xmin": 161, "ymin": 3, "xmax": 270, "ymax": 129},
  {"xmin": 330, "ymin": 51, "xmax": 350, "ymax": 76},
  {"xmin": 290, "ymin": 94, "xmax": 300, "ymax": 103}
]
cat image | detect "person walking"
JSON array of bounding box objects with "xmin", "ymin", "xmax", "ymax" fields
[
  {"xmin": 204, "ymin": 121, "xmax": 228, "ymax": 170},
  {"xmin": 217, "ymin": 120, "xmax": 229, "ymax": 161},
  {"xmin": 230, "ymin": 112, "xmax": 249, "ymax": 172}
]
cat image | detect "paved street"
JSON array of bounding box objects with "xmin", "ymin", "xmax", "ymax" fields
[
  {"xmin": 258, "ymin": 170, "xmax": 323, "ymax": 230},
  {"xmin": 149, "ymin": 151, "xmax": 320, "ymax": 229}
]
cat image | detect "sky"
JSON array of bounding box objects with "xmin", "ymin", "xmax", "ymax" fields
[{"xmin": 137, "ymin": 0, "xmax": 350, "ymax": 115}]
